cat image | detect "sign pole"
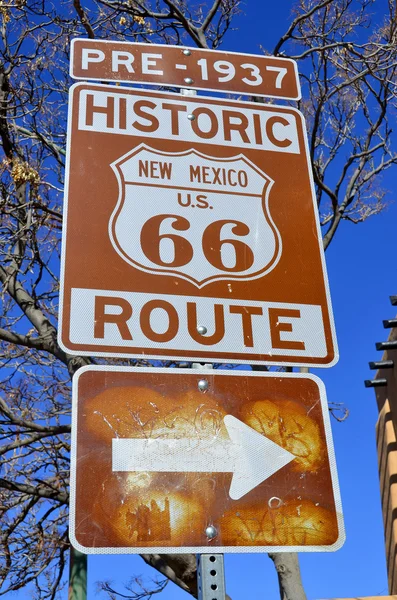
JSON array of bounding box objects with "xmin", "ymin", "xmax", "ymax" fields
[
  {"xmin": 182, "ymin": 76, "xmax": 226, "ymax": 598},
  {"xmin": 197, "ymin": 553, "xmax": 226, "ymax": 600},
  {"xmin": 68, "ymin": 546, "xmax": 87, "ymax": 600},
  {"xmin": 192, "ymin": 363, "xmax": 226, "ymax": 600}
]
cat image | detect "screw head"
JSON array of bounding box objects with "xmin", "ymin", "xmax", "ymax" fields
[
  {"xmin": 197, "ymin": 325, "xmax": 207, "ymax": 335},
  {"xmin": 205, "ymin": 525, "xmax": 217, "ymax": 539},
  {"xmin": 183, "ymin": 49, "xmax": 192, "ymax": 56},
  {"xmin": 184, "ymin": 77, "xmax": 194, "ymax": 85},
  {"xmin": 198, "ymin": 379, "xmax": 209, "ymax": 392},
  {"xmin": 187, "ymin": 114, "xmax": 196, "ymax": 121}
]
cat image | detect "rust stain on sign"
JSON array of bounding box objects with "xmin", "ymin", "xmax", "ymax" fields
[{"xmin": 69, "ymin": 367, "xmax": 344, "ymax": 553}]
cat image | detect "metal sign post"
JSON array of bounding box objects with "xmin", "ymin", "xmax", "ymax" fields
[
  {"xmin": 68, "ymin": 547, "xmax": 87, "ymax": 600},
  {"xmin": 192, "ymin": 363, "xmax": 226, "ymax": 600},
  {"xmin": 197, "ymin": 554, "xmax": 226, "ymax": 600}
]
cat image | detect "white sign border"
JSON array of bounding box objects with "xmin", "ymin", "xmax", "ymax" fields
[{"xmin": 69, "ymin": 366, "xmax": 345, "ymax": 555}]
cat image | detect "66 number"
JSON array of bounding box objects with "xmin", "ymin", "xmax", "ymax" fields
[{"xmin": 140, "ymin": 214, "xmax": 254, "ymax": 273}]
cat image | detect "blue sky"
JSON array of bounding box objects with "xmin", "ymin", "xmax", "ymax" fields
[
  {"xmin": 9, "ymin": 2, "xmax": 394, "ymax": 599},
  {"xmin": 74, "ymin": 2, "xmax": 397, "ymax": 599}
]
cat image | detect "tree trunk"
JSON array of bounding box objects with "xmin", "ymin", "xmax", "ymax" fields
[
  {"xmin": 268, "ymin": 553, "xmax": 307, "ymax": 600},
  {"xmin": 141, "ymin": 554, "xmax": 198, "ymax": 597}
]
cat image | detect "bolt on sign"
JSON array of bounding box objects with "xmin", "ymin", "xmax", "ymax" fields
[
  {"xmin": 59, "ymin": 83, "xmax": 338, "ymax": 366},
  {"xmin": 70, "ymin": 39, "xmax": 301, "ymax": 100},
  {"xmin": 69, "ymin": 367, "xmax": 344, "ymax": 553}
]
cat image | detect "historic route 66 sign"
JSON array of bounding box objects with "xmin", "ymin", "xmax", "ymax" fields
[
  {"xmin": 110, "ymin": 145, "xmax": 280, "ymax": 287},
  {"xmin": 59, "ymin": 83, "xmax": 338, "ymax": 366}
]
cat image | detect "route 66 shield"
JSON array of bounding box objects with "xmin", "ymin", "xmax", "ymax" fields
[{"xmin": 109, "ymin": 144, "xmax": 281, "ymax": 288}]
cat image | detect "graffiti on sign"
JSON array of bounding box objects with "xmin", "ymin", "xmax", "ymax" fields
[{"xmin": 70, "ymin": 367, "xmax": 344, "ymax": 553}]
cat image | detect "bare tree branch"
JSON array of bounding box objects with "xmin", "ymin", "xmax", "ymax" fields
[{"xmin": 0, "ymin": 1, "xmax": 394, "ymax": 598}]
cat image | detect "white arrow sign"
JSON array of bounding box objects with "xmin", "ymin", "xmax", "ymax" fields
[{"xmin": 112, "ymin": 415, "xmax": 295, "ymax": 500}]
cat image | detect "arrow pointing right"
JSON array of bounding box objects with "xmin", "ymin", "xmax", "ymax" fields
[
  {"xmin": 223, "ymin": 415, "xmax": 295, "ymax": 499},
  {"xmin": 112, "ymin": 415, "xmax": 296, "ymax": 500}
]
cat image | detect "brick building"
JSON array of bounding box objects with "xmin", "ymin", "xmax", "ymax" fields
[{"xmin": 366, "ymin": 296, "xmax": 397, "ymax": 594}]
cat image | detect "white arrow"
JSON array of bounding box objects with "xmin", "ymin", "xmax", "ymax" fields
[{"xmin": 112, "ymin": 415, "xmax": 295, "ymax": 500}]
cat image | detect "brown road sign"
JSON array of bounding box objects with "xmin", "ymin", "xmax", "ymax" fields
[
  {"xmin": 69, "ymin": 366, "xmax": 344, "ymax": 554},
  {"xmin": 70, "ymin": 39, "xmax": 300, "ymax": 100},
  {"xmin": 59, "ymin": 83, "xmax": 338, "ymax": 366}
]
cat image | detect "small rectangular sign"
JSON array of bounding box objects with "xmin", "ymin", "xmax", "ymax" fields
[
  {"xmin": 69, "ymin": 367, "xmax": 344, "ymax": 554},
  {"xmin": 70, "ymin": 39, "xmax": 301, "ymax": 100}
]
